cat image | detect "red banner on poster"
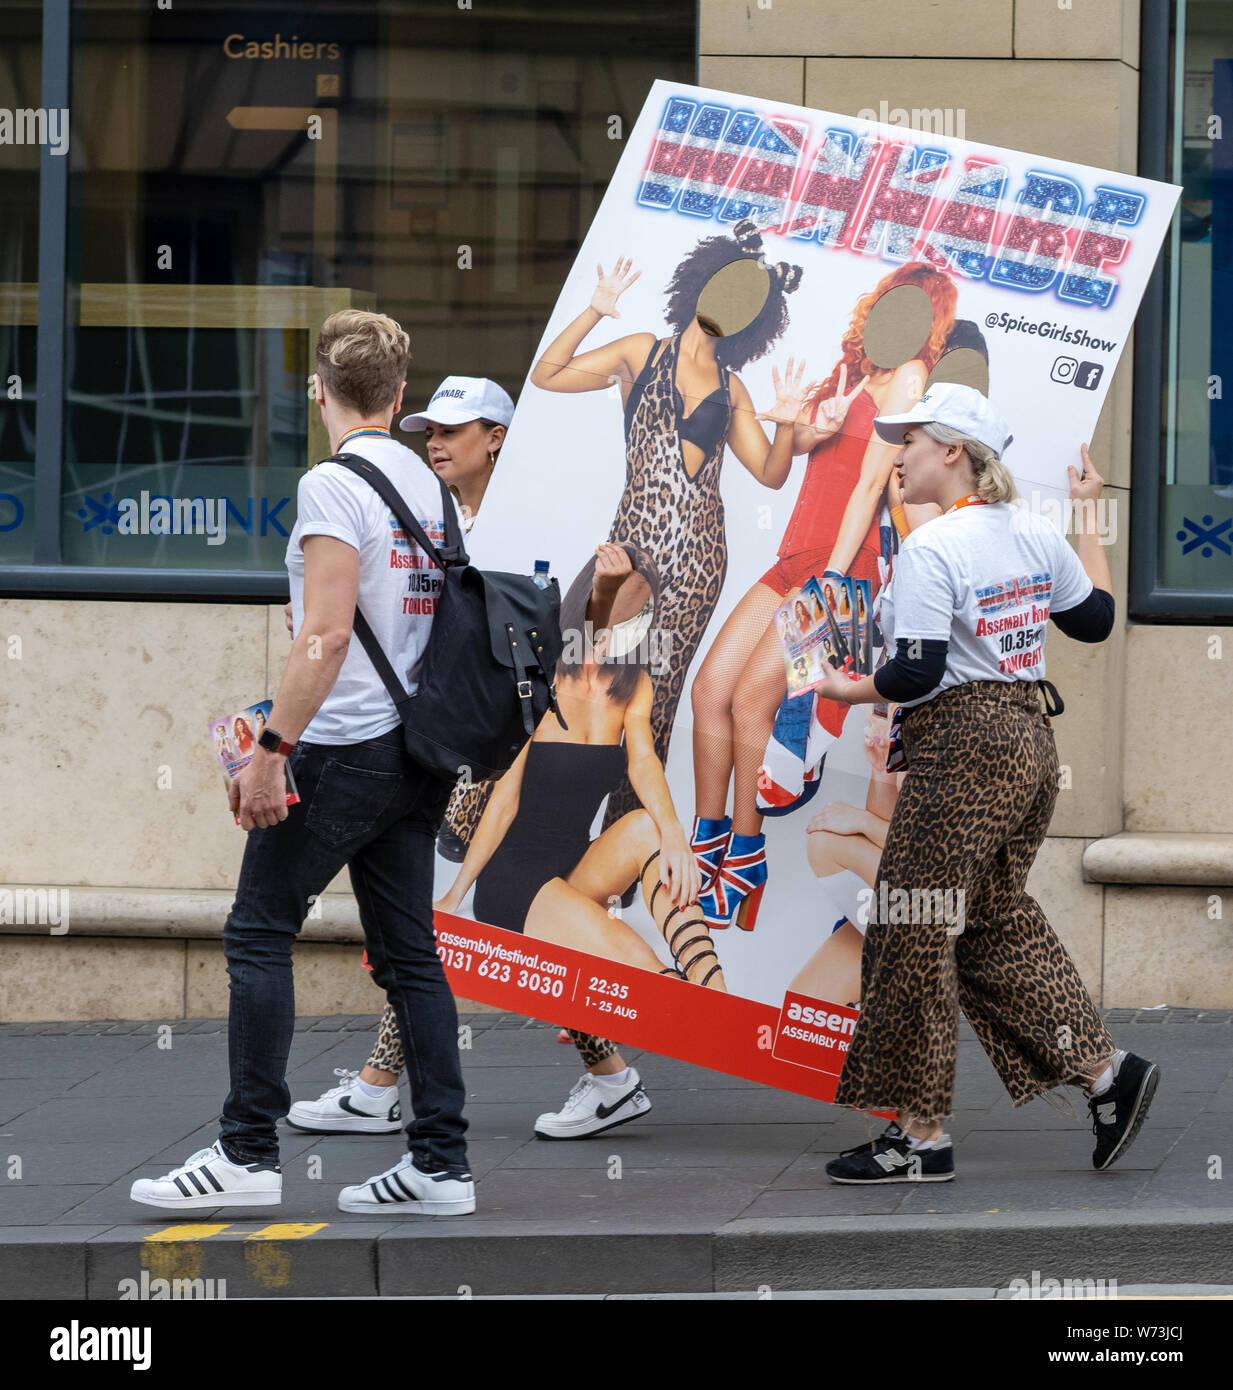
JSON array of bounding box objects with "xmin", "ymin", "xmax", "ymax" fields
[{"xmin": 436, "ymin": 909, "xmax": 862, "ymax": 1102}]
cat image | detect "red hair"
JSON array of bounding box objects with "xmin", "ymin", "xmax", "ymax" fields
[{"xmin": 807, "ymin": 262, "xmax": 958, "ymax": 413}]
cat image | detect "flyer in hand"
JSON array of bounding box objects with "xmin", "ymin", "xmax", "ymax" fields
[{"xmin": 207, "ymin": 699, "xmax": 300, "ymax": 812}]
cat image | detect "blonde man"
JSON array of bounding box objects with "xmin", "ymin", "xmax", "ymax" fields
[{"xmin": 131, "ymin": 311, "xmax": 474, "ymax": 1216}]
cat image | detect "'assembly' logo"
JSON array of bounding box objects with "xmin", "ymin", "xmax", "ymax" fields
[{"xmin": 1050, "ymin": 356, "xmax": 1103, "ymax": 391}]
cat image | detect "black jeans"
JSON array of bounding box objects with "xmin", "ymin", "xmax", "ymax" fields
[{"xmin": 219, "ymin": 727, "xmax": 468, "ymax": 1175}]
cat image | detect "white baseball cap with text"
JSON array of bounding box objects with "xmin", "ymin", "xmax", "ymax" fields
[
  {"xmin": 398, "ymin": 376, "xmax": 514, "ymax": 431},
  {"xmin": 873, "ymin": 382, "xmax": 1013, "ymax": 458}
]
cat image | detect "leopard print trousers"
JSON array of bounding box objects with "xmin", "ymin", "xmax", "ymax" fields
[
  {"xmin": 366, "ymin": 1002, "xmax": 617, "ymax": 1073},
  {"xmin": 834, "ymin": 680, "xmax": 1113, "ymax": 1124}
]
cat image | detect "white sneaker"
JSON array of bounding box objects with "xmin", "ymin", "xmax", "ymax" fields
[
  {"xmin": 130, "ymin": 1141, "xmax": 281, "ymax": 1210},
  {"xmin": 533, "ymin": 1069, "xmax": 652, "ymax": 1140},
  {"xmin": 338, "ymin": 1153, "xmax": 475, "ymax": 1215},
  {"xmin": 286, "ymin": 1068, "xmax": 402, "ymax": 1134}
]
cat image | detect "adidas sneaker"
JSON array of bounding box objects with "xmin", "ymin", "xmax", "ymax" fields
[
  {"xmin": 533, "ymin": 1069, "xmax": 652, "ymax": 1140},
  {"xmin": 286, "ymin": 1068, "xmax": 402, "ymax": 1135},
  {"xmin": 338, "ymin": 1153, "xmax": 475, "ymax": 1215},
  {"xmin": 130, "ymin": 1140, "xmax": 281, "ymax": 1210}
]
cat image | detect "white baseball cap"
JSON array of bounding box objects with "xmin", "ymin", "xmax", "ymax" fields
[
  {"xmin": 398, "ymin": 375, "xmax": 514, "ymax": 431},
  {"xmin": 873, "ymin": 382, "xmax": 1013, "ymax": 458}
]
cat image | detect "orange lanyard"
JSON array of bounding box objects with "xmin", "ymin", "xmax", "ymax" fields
[{"xmin": 944, "ymin": 493, "xmax": 988, "ymax": 515}]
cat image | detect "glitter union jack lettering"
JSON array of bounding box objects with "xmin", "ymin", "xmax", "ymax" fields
[
  {"xmin": 785, "ymin": 129, "xmax": 883, "ymax": 245},
  {"xmin": 851, "ymin": 143, "xmax": 950, "ymax": 260},
  {"xmin": 639, "ymin": 97, "xmax": 762, "ymax": 219},
  {"xmin": 717, "ymin": 118, "xmax": 810, "ymax": 230},
  {"xmin": 974, "ymin": 572, "xmax": 1053, "ymax": 615},
  {"xmin": 990, "ymin": 171, "xmax": 1084, "ymax": 293},
  {"xmin": 1058, "ymin": 186, "xmax": 1146, "ymax": 310},
  {"xmin": 922, "ymin": 162, "xmax": 1009, "ymax": 278}
]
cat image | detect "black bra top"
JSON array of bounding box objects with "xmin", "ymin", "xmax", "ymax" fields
[{"xmin": 624, "ymin": 336, "xmax": 729, "ymax": 462}]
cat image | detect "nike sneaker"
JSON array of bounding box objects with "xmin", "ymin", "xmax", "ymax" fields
[
  {"xmin": 338, "ymin": 1153, "xmax": 475, "ymax": 1215},
  {"xmin": 286, "ymin": 1068, "xmax": 401, "ymax": 1135},
  {"xmin": 130, "ymin": 1140, "xmax": 281, "ymax": 1209},
  {"xmin": 533, "ymin": 1069, "xmax": 652, "ymax": 1140}
]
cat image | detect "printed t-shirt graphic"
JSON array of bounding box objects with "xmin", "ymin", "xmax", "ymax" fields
[
  {"xmin": 285, "ymin": 436, "xmax": 460, "ymax": 745},
  {"xmin": 878, "ymin": 500, "xmax": 1092, "ymax": 706}
]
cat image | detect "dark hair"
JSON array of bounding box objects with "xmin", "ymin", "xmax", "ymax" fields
[
  {"xmin": 942, "ymin": 318, "xmax": 989, "ymax": 362},
  {"xmin": 556, "ymin": 542, "xmax": 661, "ymax": 704},
  {"xmin": 663, "ymin": 219, "xmax": 802, "ymax": 371}
]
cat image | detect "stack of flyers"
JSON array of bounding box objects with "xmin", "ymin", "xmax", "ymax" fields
[
  {"xmin": 207, "ymin": 699, "xmax": 300, "ymax": 817},
  {"xmin": 774, "ymin": 575, "xmax": 875, "ymax": 699}
]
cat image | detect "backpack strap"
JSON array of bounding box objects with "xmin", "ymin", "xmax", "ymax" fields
[
  {"xmin": 325, "ymin": 452, "xmax": 469, "ymax": 569},
  {"xmin": 320, "ymin": 452, "xmax": 466, "ymax": 703},
  {"xmin": 505, "ymin": 622, "xmax": 538, "ymax": 738}
]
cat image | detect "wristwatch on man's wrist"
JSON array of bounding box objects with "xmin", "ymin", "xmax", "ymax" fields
[{"xmin": 257, "ymin": 727, "xmax": 295, "ymax": 756}]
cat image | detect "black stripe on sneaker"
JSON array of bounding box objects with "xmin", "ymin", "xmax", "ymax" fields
[
  {"xmin": 173, "ymin": 1176, "xmax": 192, "ymax": 1197},
  {"xmin": 370, "ymin": 1181, "xmax": 389, "ymax": 1204},
  {"xmin": 199, "ymin": 1165, "xmax": 224, "ymax": 1193},
  {"xmin": 388, "ymin": 1169, "xmax": 416, "ymax": 1201},
  {"xmin": 184, "ymin": 1170, "xmax": 208, "ymax": 1195}
]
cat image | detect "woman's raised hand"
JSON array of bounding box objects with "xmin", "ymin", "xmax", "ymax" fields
[
  {"xmin": 590, "ymin": 257, "xmax": 641, "ymax": 319},
  {"xmin": 1068, "ymin": 443, "xmax": 1104, "ymax": 503},
  {"xmin": 808, "ymin": 362, "xmax": 867, "ymax": 441},
  {"xmin": 757, "ymin": 357, "xmax": 809, "ymax": 426},
  {"xmin": 593, "ymin": 541, "xmax": 633, "ymax": 596}
]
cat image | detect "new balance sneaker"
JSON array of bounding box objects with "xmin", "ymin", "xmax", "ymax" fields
[
  {"xmin": 338, "ymin": 1153, "xmax": 475, "ymax": 1215},
  {"xmin": 286, "ymin": 1068, "xmax": 402, "ymax": 1135},
  {"xmin": 826, "ymin": 1127, "xmax": 955, "ymax": 1183},
  {"xmin": 130, "ymin": 1141, "xmax": 281, "ymax": 1210},
  {"xmin": 1088, "ymin": 1051, "xmax": 1160, "ymax": 1171},
  {"xmin": 533, "ymin": 1069, "xmax": 652, "ymax": 1140}
]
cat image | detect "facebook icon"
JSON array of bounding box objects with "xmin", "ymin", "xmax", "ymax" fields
[{"xmin": 1074, "ymin": 361, "xmax": 1104, "ymax": 391}]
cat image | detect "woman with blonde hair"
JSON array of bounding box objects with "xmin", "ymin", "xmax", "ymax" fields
[{"xmin": 812, "ymin": 382, "xmax": 1158, "ymax": 1183}]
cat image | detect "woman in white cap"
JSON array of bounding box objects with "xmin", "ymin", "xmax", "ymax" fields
[
  {"xmin": 808, "ymin": 382, "xmax": 1159, "ymax": 1183},
  {"xmin": 397, "ymin": 374, "xmax": 513, "ymax": 529}
]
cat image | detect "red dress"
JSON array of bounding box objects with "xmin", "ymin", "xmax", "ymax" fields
[{"xmin": 760, "ymin": 387, "xmax": 883, "ymax": 596}]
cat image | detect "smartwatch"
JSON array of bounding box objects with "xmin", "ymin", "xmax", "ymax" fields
[{"xmin": 257, "ymin": 727, "xmax": 296, "ymax": 756}]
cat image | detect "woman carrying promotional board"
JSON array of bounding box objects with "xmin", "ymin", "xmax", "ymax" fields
[{"xmin": 811, "ymin": 382, "xmax": 1159, "ymax": 1181}]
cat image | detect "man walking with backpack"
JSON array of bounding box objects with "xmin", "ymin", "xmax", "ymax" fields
[{"xmin": 130, "ymin": 310, "xmax": 474, "ymax": 1215}]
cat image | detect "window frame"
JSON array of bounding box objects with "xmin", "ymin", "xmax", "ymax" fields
[{"xmin": 1132, "ymin": 0, "xmax": 1233, "ymax": 621}]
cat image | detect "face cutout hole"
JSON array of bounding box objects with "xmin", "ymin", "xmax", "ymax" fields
[
  {"xmin": 861, "ymin": 284, "xmax": 934, "ymax": 369},
  {"xmin": 926, "ymin": 346, "xmax": 990, "ymax": 396},
  {"xmin": 602, "ymin": 572, "xmax": 654, "ymax": 660},
  {"xmin": 694, "ymin": 258, "xmax": 771, "ymax": 338}
]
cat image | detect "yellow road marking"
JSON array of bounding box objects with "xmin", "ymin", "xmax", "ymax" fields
[
  {"xmin": 244, "ymin": 1223, "xmax": 328, "ymax": 1240},
  {"xmin": 143, "ymin": 1225, "xmax": 231, "ymax": 1242}
]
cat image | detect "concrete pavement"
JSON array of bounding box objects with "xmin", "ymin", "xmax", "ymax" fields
[{"xmin": 1, "ymin": 1007, "xmax": 1230, "ymax": 1298}]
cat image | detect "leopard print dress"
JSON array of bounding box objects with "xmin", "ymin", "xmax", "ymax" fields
[
  {"xmin": 602, "ymin": 334, "xmax": 730, "ymax": 826},
  {"xmin": 834, "ymin": 680, "xmax": 1114, "ymax": 1123}
]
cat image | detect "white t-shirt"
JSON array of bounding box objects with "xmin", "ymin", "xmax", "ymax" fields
[
  {"xmin": 285, "ymin": 436, "xmax": 460, "ymax": 744},
  {"xmin": 879, "ymin": 501, "xmax": 1093, "ymax": 707}
]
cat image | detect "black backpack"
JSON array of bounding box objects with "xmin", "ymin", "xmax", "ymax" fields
[{"xmin": 328, "ymin": 453, "xmax": 566, "ymax": 783}]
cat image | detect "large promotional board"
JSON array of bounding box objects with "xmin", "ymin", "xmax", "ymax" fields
[{"xmin": 432, "ymin": 81, "xmax": 1180, "ymax": 1100}]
